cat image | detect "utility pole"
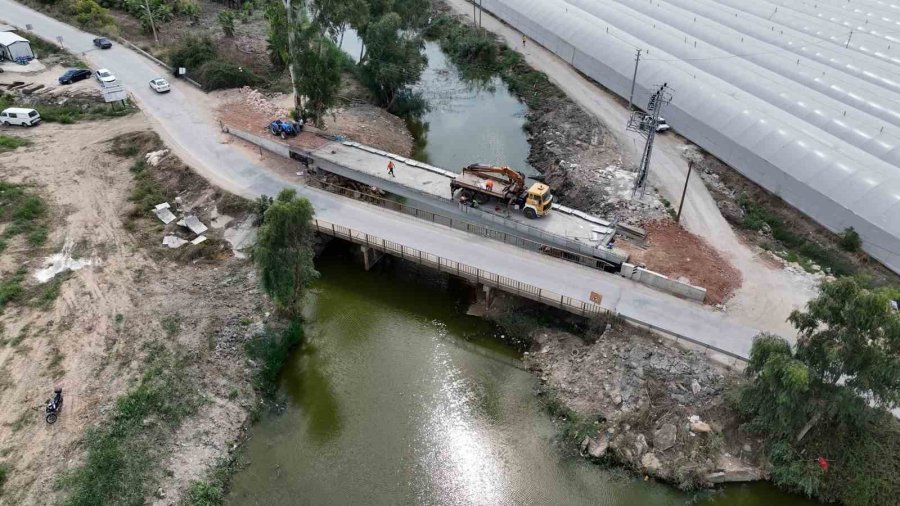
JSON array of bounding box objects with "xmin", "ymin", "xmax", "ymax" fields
[
  {"xmin": 626, "ymin": 83, "xmax": 672, "ymax": 198},
  {"xmin": 627, "ymin": 49, "xmax": 642, "ymax": 110},
  {"xmin": 845, "ymin": 30, "xmax": 854, "ymax": 48},
  {"xmin": 479, "ymin": 0, "xmax": 483, "ymax": 28},
  {"xmin": 676, "ymin": 160, "xmax": 693, "ymax": 223},
  {"xmin": 144, "ymin": 0, "xmax": 159, "ymax": 45}
]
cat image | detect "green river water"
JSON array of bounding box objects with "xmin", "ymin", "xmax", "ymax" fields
[{"xmin": 227, "ymin": 248, "xmax": 818, "ymax": 505}]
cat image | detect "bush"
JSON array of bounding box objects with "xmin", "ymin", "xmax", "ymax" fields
[
  {"xmin": 64, "ymin": 0, "xmax": 114, "ymax": 29},
  {"xmin": 196, "ymin": 60, "xmax": 260, "ymax": 90},
  {"xmin": 168, "ymin": 35, "xmax": 217, "ymax": 73},
  {"xmin": 218, "ymin": 9, "xmax": 236, "ymax": 37},
  {"xmin": 840, "ymin": 227, "xmax": 862, "ymax": 252},
  {"xmin": 245, "ymin": 321, "xmax": 304, "ymax": 397}
]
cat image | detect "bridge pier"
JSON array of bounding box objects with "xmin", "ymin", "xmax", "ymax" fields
[
  {"xmin": 360, "ymin": 246, "xmax": 384, "ymax": 271},
  {"xmin": 481, "ymin": 284, "xmax": 495, "ymax": 309}
]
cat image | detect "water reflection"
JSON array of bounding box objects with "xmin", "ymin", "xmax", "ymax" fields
[{"xmin": 281, "ymin": 341, "xmax": 342, "ymax": 441}]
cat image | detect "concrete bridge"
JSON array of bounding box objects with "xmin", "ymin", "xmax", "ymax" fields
[{"xmin": 1, "ymin": 0, "xmax": 763, "ymax": 362}]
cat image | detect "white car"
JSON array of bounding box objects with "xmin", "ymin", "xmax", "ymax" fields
[
  {"xmin": 149, "ymin": 78, "xmax": 170, "ymax": 93},
  {"xmin": 95, "ymin": 68, "xmax": 116, "ymax": 84},
  {"xmin": 656, "ymin": 117, "xmax": 671, "ymax": 133}
]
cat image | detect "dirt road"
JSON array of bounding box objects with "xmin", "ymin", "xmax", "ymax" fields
[{"xmin": 443, "ymin": 0, "xmax": 816, "ymax": 335}]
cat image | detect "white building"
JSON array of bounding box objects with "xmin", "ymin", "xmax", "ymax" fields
[{"xmin": 0, "ymin": 31, "xmax": 34, "ymax": 61}]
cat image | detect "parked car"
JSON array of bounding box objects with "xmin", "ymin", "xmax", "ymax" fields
[
  {"xmin": 149, "ymin": 78, "xmax": 170, "ymax": 93},
  {"xmin": 656, "ymin": 117, "xmax": 671, "ymax": 133},
  {"xmin": 0, "ymin": 107, "xmax": 41, "ymax": 127},
  {"xmin": 58, "ymin": 68, "xmax": 92, "ymax": 85},
  {"xmin": 95, "ymin": 68, "xmax": 116, "ymax": 84},
  {"xmin": 93, "ymin": 37, "xmax": 112, "ymax": 49}
]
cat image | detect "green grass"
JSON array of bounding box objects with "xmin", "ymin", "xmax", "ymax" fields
[
  {"xmin": 128, "ymin": 162, "xmax": 169, "ymax": 218},
  {"xmin": 180, "ymin": 458, "xmax": 235, "ymax": 506},
  {"xmin": 738, "ymin": 195, "xmax": 856, "ymax": 276},
  {"xmin": 160, "ymin": 314, "xmax": 181, "ymax": 337},
  {"xmin": 0, "ymin": 95, "xmax": 135, "ymax": 124},
  {"xmin": 58, "ymin": 351, "xmax": 201, "ymax": 506},
  {"xmin": 0, "ymin": 269, "xmax": 27, "ymax": 309},
  {"xmin": 0, "ymin": 462, "xmax": 8, "ymax": 494},
  {"xmin": 0, "ymin": 181, "xmax": 49, "ymax": 252},
  {"xmin": 0, "ymin": 135, "xmax": 29, "ymax": 153}
]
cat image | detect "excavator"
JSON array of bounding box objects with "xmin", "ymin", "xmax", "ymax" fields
[{"xmin": 449, "ymin": 164, "xmax": 553, "ymax": 219}]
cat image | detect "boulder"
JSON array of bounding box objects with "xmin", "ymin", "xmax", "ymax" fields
[
  {"xmin": 690, "ymin": 421, "xmax": 712, "ymax": 433},
  {"xmin": 653, "ymin": 423, "xmax": 677, "ymax": 451},
  {"xmin": 641, "ymin": 453, "xmax": 661, "ymax": 474},
  {"xmin": 633, "ymin": 434, "xmax": 648, "ymax": 456},
  {"xmin": 587, "ymin": 436, "xmax": 609, "ymax": 458},
  {"xmin": 691, "ymin": 379, "xmax": 702, "ymax": 395}
]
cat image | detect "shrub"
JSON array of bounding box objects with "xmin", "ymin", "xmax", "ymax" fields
[
  {"xmin": 168, "ymin": 35, "xmax": 218, "ymax": 74},
  {"xmin": 195, "ymin": 60, "xmax": 260, "ymax": 90},
  {"xmin": 840, "ymin": 227, "xmax": 862, "ymax": 252},
  {"xmin": 64, "ymin": 0, "xmax": 114, "ymax": 29},
  {"xmin": 218, "ymin": 9, "xmax": 236, "ymax": 37},
  {"xmin": 245, "ymin": 322, "xmax": 304, "ymax": 397}
]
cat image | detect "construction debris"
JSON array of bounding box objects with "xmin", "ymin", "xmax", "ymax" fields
[
  {"xmin": 183, "ymin": 215, "xmax": 209, "ymax": 236},
  {"xmin": 191, "ymin": 235, "xmax": 207, "ymax": 245},
  {"xmin": 145, "ymin": 149, "xmax": 170, "ymax": 167},
  {"xmin": 163, "ymin": 235, "xmax": 188, "ymax": 249},
  {"xmin": 152, "ymin": 202, "xmax": 177, "ymax": 224}
]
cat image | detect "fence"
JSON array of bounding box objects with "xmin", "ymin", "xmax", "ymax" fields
[
  {"xmin": 312, "ymin": 218, "xmax": 605, "ymax": 318},
  {"xmin": 313, "ymin": 217, "xmax": 749, "ymax": 363}
]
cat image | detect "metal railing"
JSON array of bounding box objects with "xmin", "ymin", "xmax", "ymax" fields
[
  {"xmin": 312, "ymin": 218, "xmax": 606, "ymax": 318},
  {"xmin": 312, "ymin": 217, "xmax": 749, "ymax": 363},
  {"xmin": 307, "ymin": 176, "xmax": 618, "ymax": 272}
]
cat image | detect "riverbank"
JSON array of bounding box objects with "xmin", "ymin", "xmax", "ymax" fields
[{"xmin": 475, "ymin": 292, "xmax": 766, "ymax": 491}]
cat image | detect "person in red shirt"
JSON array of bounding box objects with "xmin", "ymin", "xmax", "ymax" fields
[{"xmin": 387, "ymin": 160, "xmax": 396, "ymax": 177}]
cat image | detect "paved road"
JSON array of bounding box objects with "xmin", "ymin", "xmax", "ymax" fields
[
  {"xmin": 1, "ymin": 1, "xmax": 762, "ymax": 360},
  {"xmin": 443, "ymin": 0, "xmax": 817, "ymax": 338}
]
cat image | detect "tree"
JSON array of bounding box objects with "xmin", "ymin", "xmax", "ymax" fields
[
  {"xmin": 293, "ymin": 25, "xmax": 345, "ymax": 126},
  {"xmin": 789, "ymin": 277, "xmax": 900, "ymax": 411},
  {"xmin": 311, "ymin": 0, "xmax": 368, "ymax": 45},
  {"xmin": 358, "ymin": 12, "xmax": 426, "ymax": 110},
  {"xmin": 254, "ymin": 189, "xmax": 318, "ymax": 317},
  {"xmin": 218, "ymin": 9, "xmax": 237, "ymax": 37},
  {"xmin": 265, "ymin": 0, "xmax": 291, "ymax": 70}
]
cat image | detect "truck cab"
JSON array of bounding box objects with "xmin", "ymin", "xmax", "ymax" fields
[{"xmin": 523, "ymin": 183, "xmax": 552, "ymax": 219}]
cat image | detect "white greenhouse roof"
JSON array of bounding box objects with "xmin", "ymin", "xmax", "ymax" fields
[{"xmin": 480, "ymin": 0, "xmax": 900, "ymax": 273}]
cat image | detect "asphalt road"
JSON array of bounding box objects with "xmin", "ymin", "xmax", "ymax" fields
[{"xmin": 0, "ymin": 0, "xmax": 762, "ymax": 360}]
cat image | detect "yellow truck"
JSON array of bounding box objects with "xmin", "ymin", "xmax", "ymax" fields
[{"xmin": 449, "ymin": 164, "xmax": 553, "ymax": 219}]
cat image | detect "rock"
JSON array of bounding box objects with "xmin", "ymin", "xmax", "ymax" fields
[
  {"xmin": 653, "ymin": 423, "xmax": 677, "ymax": 451},
  {"xmin": 690, "ymin": 421, "xmax": 712, "ymax": 433},
  {"xmin": 691, "ymin": 379, "xmax": 702, "ymax": 395},
  {"xmin": 587, "ymin": 436, "xmax": 609, "ymax": 458},
  {"xmin": 742, "ymin": 443, "xmax": 752, "ymax": 453},
  {"xmin": 641, "ymin": 453, "xmax": 661, "ymax": 474},
  {"xmin": 613, "ymin": 395, "xmax": 623, "ymax": 405},
  {"xmin": 633, "ymin": 434, "xmax": 648, "ymax": 456},
  {"xmin": 580, "ymin": 436, "xmax": 591, "ymax": 454}
]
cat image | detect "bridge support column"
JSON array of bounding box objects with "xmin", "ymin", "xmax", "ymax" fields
[
  {"xmin": 482, "ymin": 284, "xmax": 495, "ymax": 309},
  {"xmin": 361, "ymin": 246, "xmax": 384, "ymax": 271}
]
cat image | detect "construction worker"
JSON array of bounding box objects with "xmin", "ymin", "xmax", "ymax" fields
[
  {"xmin": 522, "ymin": 35, "xmax": 527, "ymax": 47},
  {"xmin": 387, "ymin": 160, "xmax": 396, "ymax": 177}
]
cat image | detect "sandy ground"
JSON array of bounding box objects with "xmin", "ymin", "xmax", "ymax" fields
[
  {"xmin": 212, "ymin": 87, "xmax": 414, "ymax": 156},
  {"xmin": 0, "ymin": 115, "xmax": 267, "ymax": 505},
  {"xmin": 442, "ymin": 0, "xmax": 817, "ymax": 337}
]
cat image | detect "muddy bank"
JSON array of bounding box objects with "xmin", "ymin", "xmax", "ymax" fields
[{"xmin": 477, "ymin": 293, "xmax": 765, "ymax": 490}]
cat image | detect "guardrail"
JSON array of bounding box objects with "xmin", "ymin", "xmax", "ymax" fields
[
  {"xmin": 307, "ymin": 176, "xmax": 616, "ymax": 271},
  {"xmin": 312, "ymin": 218, "xmax": 605, "ymax": 318},
  {"xmin": 312, "ymin": 217, "xmax": 749, "ymax": 363}
]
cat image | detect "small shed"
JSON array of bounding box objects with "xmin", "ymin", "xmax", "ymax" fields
[{"xmin": 0, "ymin": 32, "xmax": 34, "ymax": 61}]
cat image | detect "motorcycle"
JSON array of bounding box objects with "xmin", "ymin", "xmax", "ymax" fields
[{"xmin": 45, "ymin": 388, "xmax": 63, "ymax": 424}]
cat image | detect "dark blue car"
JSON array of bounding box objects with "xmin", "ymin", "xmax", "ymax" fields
[{"xmin": 58, "ymin": 68, "xmax": 92, "ymax": 85}]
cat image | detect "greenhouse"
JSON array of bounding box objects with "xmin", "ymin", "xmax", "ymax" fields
[{"xmin": 479, "ymin": 0, "xmax": 900, "ymax": 273}]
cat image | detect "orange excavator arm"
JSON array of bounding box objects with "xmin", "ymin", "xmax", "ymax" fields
[{"xmin": 461, "ymin": 164, "xmax": 526, "ymax": 193}]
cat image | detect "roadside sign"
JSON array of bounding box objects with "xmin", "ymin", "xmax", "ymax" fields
[{"xmin": 101, "ymin": 84, "xmax": 128, "ymax": 103}]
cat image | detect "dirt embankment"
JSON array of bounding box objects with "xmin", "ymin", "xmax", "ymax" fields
[
  {"xmin": 0, "ymin": 117, "xmax": 270, "ymax": 504},
  {"xmin": 524, "ymin": 320, "xmax": 764, "ymax": 488}
]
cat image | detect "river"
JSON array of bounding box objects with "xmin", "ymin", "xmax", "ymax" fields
[
  {"xmin": 227, "ymin": 30, "xmax": 818, "ymax": 506},
  {"xmin": 227, "ymin": 247, "xmax": 818, "ymax": 505}
]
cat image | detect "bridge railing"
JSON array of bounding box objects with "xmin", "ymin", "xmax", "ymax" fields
[
  {"xmin": 307, "ymin": 177, "xmax": 618, "ymax": 271},
  {"xmin": 313, "ymin": 219, "xmax": 606, "ymax": 318},
  {"xmin": 312, "ymin": 218, "xmax": 749, "ymax": 364}
]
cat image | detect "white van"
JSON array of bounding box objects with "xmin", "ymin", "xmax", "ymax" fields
[{"xmin": 0, "ymin": 107, "xmax": 41, "ymax": 127}]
